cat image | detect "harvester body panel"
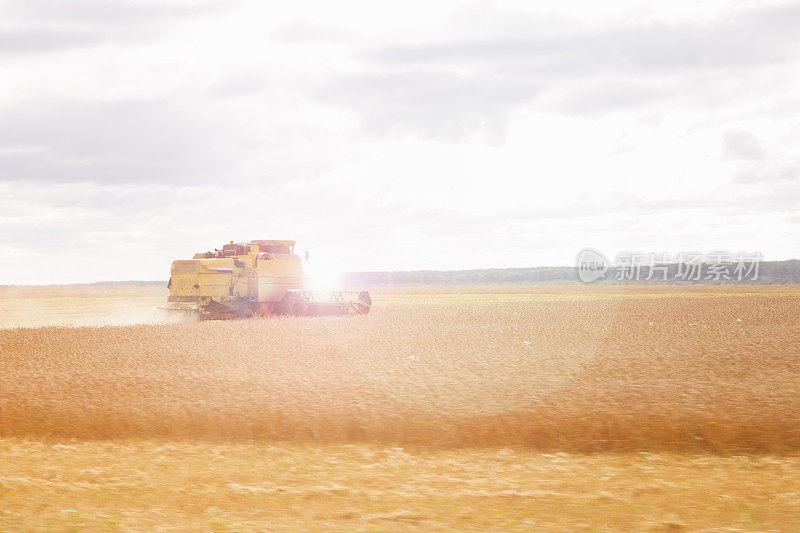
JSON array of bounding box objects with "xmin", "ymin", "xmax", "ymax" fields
[{"xmin": 254, "ymin": 254, "xmax": 303, "ymax": 302}]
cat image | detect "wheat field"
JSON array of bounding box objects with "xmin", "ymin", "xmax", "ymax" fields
[
  {"xmin": 1, "ymin": 287, "xmax": 799, "ymax": 451},
  {"xmin": 1, "ymin": 285, "xmax": 800, "ymax": 530}
]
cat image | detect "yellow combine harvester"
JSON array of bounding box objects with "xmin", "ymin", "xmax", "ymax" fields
[{"xmin": 161, "ymin": 240, "xmax": 370, "ymax": 319}]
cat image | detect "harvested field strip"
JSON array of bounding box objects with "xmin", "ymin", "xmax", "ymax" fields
[{"xmin": 2, "ymin": 439, "xmax": 800, "ymax": 531}]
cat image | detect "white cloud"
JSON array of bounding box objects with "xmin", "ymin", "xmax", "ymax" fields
[
  {"xmin": 722, "ymin": 129, "xmax": 766, "ymax": 161},
  {"xmin": 0, "ymin": 0, "xmax": 799, "ymax": 284}
]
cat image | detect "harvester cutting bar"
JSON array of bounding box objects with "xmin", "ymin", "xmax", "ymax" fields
[{"xmin": 289, "ymin": 290, "xmax": 372, "ymax": 316}]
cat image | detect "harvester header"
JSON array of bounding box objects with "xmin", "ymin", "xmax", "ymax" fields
[{"xmin": 161, "ymin": 240, "xmax": 370, "ymax": 319}]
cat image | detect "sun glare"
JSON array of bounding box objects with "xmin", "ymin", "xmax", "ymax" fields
[{"xmin": 303, "ymin": 263, "xmax": 343, "ymax": 291}]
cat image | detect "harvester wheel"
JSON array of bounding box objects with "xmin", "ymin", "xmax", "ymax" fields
[
  {"xmin": 355, "ymin": 290, "xmax": 372, "ymax": 314},
  {"xmin": 276, "ymin": 291, "xmax": 308, "ymax": 316}
]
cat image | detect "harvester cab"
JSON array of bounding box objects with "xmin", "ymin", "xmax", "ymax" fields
[{"xmin": 161, "ymin": 240, "xmax": 370, "ymax": 320}]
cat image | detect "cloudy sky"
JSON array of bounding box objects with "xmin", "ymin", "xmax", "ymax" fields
[{"xmin": 1, "ymin": 0, "xmax": 799, "ymax": 284}]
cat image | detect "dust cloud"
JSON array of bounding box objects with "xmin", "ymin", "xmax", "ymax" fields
[{"xmin": 0, "ymin": 285, "xmax": 195, "ymax": 329}]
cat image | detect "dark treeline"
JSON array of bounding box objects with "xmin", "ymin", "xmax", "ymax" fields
[
  {"xmin": 14, "ymin": 259, "xmax": 795, "ymax": 288},
  {"xmin": 341, "ymin": 259, "xmax": 800, "ymax": 286}
]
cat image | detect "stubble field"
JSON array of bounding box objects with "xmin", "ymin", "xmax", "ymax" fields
[{"xmin": 1, "ymin": 285, "xmax": 799, "ymax": 530}]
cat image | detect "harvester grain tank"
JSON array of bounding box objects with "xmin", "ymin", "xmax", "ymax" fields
[{"xmin": 161, "ymin": 240, "xmax": 370, "ymax": 319}]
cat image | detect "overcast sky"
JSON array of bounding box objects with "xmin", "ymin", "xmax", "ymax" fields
[{"xmin": 1, "ymin": 0, "xmax": 799, "ymax": 284}]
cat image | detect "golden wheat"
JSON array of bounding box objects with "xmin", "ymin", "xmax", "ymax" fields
[
  {"xmin": 1, "ymin": 292, "xmax": 798, "ymax": 452},
  {"xmin": 2, "ymin": 439, "xmax": 800, "ymax": 531}
]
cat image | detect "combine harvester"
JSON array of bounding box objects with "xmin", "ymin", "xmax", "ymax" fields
[{"xmin": 161, "ymin": 240, "xmax": 370, "ymax": 319}]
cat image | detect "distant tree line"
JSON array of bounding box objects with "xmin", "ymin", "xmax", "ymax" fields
[
  {"xmin": 341, "ymin": 259, "xmax": 800, "ymax": 286},
  {"xmin": 12, "ymin": 259, "xmax": 794, "ymax": 287}
]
